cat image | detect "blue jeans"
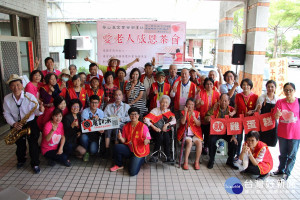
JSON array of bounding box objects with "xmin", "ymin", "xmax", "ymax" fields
[
  {"xmin": 278, "ymin": 137, "xmax": 300, "ymax": 176},
  {"xmin": 113, "ymin": 144, "xmax": 145, "ymax": 176},
  {"xmin": 80, "ymin": 134, "xmax": 98, "ymax": 154}
]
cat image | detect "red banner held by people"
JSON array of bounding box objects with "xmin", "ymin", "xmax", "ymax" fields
[
  {"xmin": 242, "ymin": 112, "xmax": 260, "ymax": 134},
  {"xmin": 258, "ymin": 112, "xmax": 276, "ymax": 132},
  {"xmin": 210, "ymin": 116, "xmax": 226, "ymax": 135},
  {"xmin": 225, "ymin": 115, "xmax": 243, "ymax": 135}
]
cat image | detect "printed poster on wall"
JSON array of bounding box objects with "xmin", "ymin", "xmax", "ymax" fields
[{"xmin": 97, "ymin": 20, "xmax": 186, "ymax": 76}]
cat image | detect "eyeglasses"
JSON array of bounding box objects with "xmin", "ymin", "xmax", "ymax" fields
[{"xmin": 284, "ymin": 89, "xmax": 294, "ymax": 93}]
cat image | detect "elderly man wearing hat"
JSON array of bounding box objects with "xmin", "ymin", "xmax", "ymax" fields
[
  {"xmin": 84, "ymin": 56, "xmax": 139, "ymax": 74},
  {"xmin": 3, "ymin": 74, "xmax": 45, "ymax": 174},
  {"xmin": 148, "ymin": 71, "xmax": 171, "ymax": 111}
]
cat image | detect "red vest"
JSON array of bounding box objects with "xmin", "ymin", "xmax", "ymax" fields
[
  {"xmin": 177, "ymin": 110, "xmax": 202, "ymax": 141},
  {"xmin": 165, "ymin": 75, "xmax": 181, "ymax": 87},
  {"xmin": 149, "ymin": 82, "xmax": 171, "ymax": 110},
  {"xmin": 86, "ymin": 88, "xmax": 104, "ymax": 108},
  {"xmin": 252, "ymin": 141, "xmax": 273, "ymax": 175},
  {"xmin": 140, "ymin": 73, "xmax": 156, "ymax": 83},
  {"xmin": 107, "ymin": 66, "xmax": 120, "ymax": 72},
  {"xmin": 68, "ymin": 87, "xmax": 87, "ymax": 108},
  {"xmin": 198, "ymin": 89, "xmax": 220, "ymax": 123},
  {"xmin": 235, "ymin": 93, "xmax": 258, "ymax": 116},
  {"xmin": 144, "ymin": 110, "xmax": 175, "ymax": 124},
  {"xmin": 123, "ymin": 122, "xmax": 150, "ymax": 158},
  {"xmin": 174, "ymin": 52, "xmax": 183, "ymax": 62},
  {"xmin": 113, "ymin": 79, "xmax": 128, "ymax": 94},
  {"xmin": 173, "ymin": 81, "xmax": 196, "ymax": 111}
]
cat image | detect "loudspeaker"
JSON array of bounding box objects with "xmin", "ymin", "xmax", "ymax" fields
[
  {"xmin": 64, "ymin": 39, "xmax": 77, "ymax": 59},
  {"xmin": 232, "ymin": 44, "xmax": 246, "ymax": 65}
]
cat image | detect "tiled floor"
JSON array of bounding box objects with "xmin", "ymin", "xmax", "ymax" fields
[{"xmin": 0, "ymin": 137, "xmax": 299, "ymax": 200}]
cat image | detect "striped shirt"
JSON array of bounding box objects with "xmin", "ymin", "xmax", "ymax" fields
[{"xmin": 126, "ymin": 81, "xmax": 148, "ymax": 116}]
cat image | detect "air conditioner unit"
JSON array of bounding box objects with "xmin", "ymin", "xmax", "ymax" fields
[{"xmin": 72, "ymin": 36, "xmax": 92, "ymax": 50}]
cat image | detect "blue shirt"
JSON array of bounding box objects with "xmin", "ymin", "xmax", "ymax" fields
[
  {"xmin": 81, "ymin": 107, "xmax": 105, "ymax": 121},
  {"xmin": 220, "ymin": 83, "xmax": 243, "ymax": 94}
]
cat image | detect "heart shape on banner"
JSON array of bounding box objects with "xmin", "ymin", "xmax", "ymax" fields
[{"xmin": 172, "ymin": 25, "xmax": 180, "ymax": 32}]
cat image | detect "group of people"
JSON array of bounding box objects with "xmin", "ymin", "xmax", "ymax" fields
[{"xmin": 3, "ymin": 56, "xmax": 299, "ymax": 180}]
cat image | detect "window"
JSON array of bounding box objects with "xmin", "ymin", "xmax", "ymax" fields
[{"xmin": 50, "ymin": 52, "xmax": 60, "ymax": 63}]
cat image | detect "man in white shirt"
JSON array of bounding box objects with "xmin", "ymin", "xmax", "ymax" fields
[
  {"xmin": 103, "ymin": 90, "xmax": 130, "ymax": 158},
  {"xmin": 3, "ymin": 74, "xmax": 44, "ymax": 174}
]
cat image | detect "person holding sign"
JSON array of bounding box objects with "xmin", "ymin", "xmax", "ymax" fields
[
  {"xmin": 255, "ymin": 80, "xmax": 278, "ymax": 147},
  {"xmin": 110, "ymin": 107, "xmax": 151, "ymax": 176},
  {"xmin": 80, "ymin": 95, "xmax": 105, "ymax": 162},
  {"xmin": 271, "ymin": 82, "xmax": 300, "ymax": 181},
  {"xmin": 234, "ymin": 78, "xmax": 258, "ymax": 158},
  {"xmin": 205, "ymin": 94, "xmax": 238, "ymax": 169},
  {"xmin": 177, "ymin": 98, "xmax": 202, "ymax": 170},
  {"xmin": 103, "ymin": 90, "xmax": 131, "ymax": 158}
]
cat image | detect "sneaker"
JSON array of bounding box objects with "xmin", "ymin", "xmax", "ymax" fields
[
  {"xmin": 281, "ymin": 174, "xmax": 289, "ymax": 181},
  {"xmin": 207, "ymin": 161, "xmax": 214, "ymax": 169},
  {"xmin": 83, "ymin": 152, "xmax": 89, "ymax": 162},
  {"xmin": 33, "ymin": 166, "xmax": 41, "ymax": 174},
  {"xmin": 217, "ymin": 146, "xmax": 225, "ymax": 154},
  {"xmin": 270, "ymin": 170, "xmax": 284, "ymax": 177},
  {"xmin": 64, "ymin": 160, "xmax": 71, "ymax": 167},
  {"xmin": 110, "ymin": 165, "xmax": 124, "ymax": 172},
  {"xmin": 17, "ymin": 162, "xmax": 25, "ymax": 169}
]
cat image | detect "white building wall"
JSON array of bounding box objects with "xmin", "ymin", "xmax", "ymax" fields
[{"xmin": 0, "ymin": 0, "xmax": 49, "ymax": 69}]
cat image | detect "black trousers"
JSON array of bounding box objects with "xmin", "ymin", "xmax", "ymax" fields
[
  {"xmin": 236, "ymin": 133, "xmax": 244, "ymax": 157},
  {"xmin": 44, "ymin": 150, "xmax": 68, "ymax": 164},
  {"xmin": 151, "ymin": 130, "xmax": 171, "ymax": 157},
  {"xmin": 15, "ymin": 118, "xmax": 40, "ymax": 167},
  {"xmin": 244, "ymin": 162, "xmax": 261, "ymax": 175},
  {"xmin": 209, "ymin": 134, "xmax": 237, "ymax": 163},
  {"xmin": 201, "ymin": 124, "xmax": 210, "ymax": 149}
]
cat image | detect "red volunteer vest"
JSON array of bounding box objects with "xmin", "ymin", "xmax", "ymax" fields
[
  {"xmin": 86, "ymin": 88, "xmax": 104, "ymax": 108},
  {"xmin": 149, "ymin": 82, "xmax": 171, "ymax": 110},
  {"xmin": 198, "ymin": 89, "xmax": 220, "ymax": 123},
  {"xmin": 68, "ymin": 87, "xmax": 87, "ymax": 108},
  {"xmin": 174, "ymin": 52, "xmax": 183, "ymax": 62},
  {"xmin": 123, "ymin": 121, "xmax": 150, "ymax": 158},
  {"xmin": 173, "ymin": 81, "xmax": 196, "ymax": 111},
  {"xmin": 177, "ymin": 110, "xmax": 203, "ymax": 141},
  {"xmin": 235, "ymin": 93, "xmax": 258, "ymax": 116},
  {"xmin": 144, "ymin": 110, "xmax": 175, "ymax": 124},
  {"xmin": 252, "ymin": 141, "xmax": 273, "ymax": 175}
]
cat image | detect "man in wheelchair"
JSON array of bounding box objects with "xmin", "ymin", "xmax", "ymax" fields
[{"xmin": 144, "ymin": 95, "xmax": 176, "ymax": 163}]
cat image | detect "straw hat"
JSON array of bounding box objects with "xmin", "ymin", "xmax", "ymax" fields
[
  {"xmin": 59, "ymin": 68, "xmax": 71, "ymax": 78},
  {"xmin": 6, "ymin": 74, "xmax": 23, "ymax": 85},
  {"xmin": 108, "ymin": 57, "xmax": 120, "ymax": 66}
]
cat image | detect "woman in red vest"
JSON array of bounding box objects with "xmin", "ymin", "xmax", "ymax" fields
[
  {"xmin": 235, "ymin": 78, "xmax": 258, "ymax": 158},
  {"xmin": 86, "ymin": 76, "xmax": 104, "ymax": 109},
  {"xmin": 196, "ymin": 77, "xmax": 220, "ymax": 154},
  {"xmin": 40, "ymin": 73, "xmax": 61, "ymax": 108},
  {"xmin": 177, "ymin": 98, "xmax": 202, "ymax": 170},
  {"xmin": 148, "ymin": 71, "xmax": 171, "ymax": 110},
  {"xmin": 110, "ymin": 107, "xmax": 151, "ymax": 176},
  {"xmin": 238, "ymin": 131, "xmax": 273, "ymax": 180},
  {"xmin": 113, "ymin": 68, "xmax": 128, "ymax": 102},
  {"xmin": 66, "ymin": 75, "xmax": 87, "ymax": 109}
]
